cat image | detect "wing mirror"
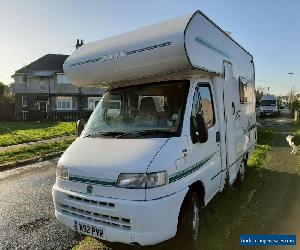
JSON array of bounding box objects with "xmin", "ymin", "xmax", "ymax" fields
[
  {"xmin": 76, "ymin": 119, "xmax": 85, "ymax": 137},
  {"xmin": 190, "ymin": 114, "xmax": 208, "ymax": 143}
]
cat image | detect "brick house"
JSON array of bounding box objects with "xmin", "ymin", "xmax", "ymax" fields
[{"xmin": 11, "ymin": 53, "xmax": 105, "ymax": 120}]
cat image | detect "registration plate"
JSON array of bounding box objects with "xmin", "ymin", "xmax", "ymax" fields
[{"xmin": 74, "ymin": 220, "xmax": 106, "ymax": 240}]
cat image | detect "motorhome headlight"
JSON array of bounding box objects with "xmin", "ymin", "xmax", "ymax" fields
[
  {"xmin": 117, "ymin": 171, "xmax": 168, "ymax": 189},
  {"xmin": 117, "ymin": 174, "xmax": 146, "ymax": 188},
  {"xmin": 146, "ymin": 171, "xmax": 168, "ymax": 188},
  {"xmin": 56, "ymin": 165, "xmax": 69, "ymax": 179}
]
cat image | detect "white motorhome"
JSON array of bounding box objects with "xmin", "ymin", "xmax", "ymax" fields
[
  {"xmin": 52, "ymin": 10, "xmax": 256, "ymax": 247},
  {"xmin": 259, "ymin": 94, "xmax": 279, "ymax": 117}
]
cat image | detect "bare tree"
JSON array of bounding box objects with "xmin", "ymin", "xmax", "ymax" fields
[{"xmin": 255, "ymin": 85, "xmax": 265, "ymax": 106}]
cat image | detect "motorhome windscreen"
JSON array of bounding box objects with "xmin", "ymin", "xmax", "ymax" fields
[
  {"xmin": 83, "ymin": 81, "xmax": 190, "ymax": 138},
  {"xmin": 261, "ymin": 100, "xmax": 276, "ymax": 106}
]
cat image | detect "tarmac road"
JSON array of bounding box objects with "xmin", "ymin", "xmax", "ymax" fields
[{"xmin": 0, "ymin": 159, "xmax": 79, "ymax": 250}]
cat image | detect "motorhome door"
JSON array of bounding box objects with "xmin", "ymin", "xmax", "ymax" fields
[
  {"xmin": 223, "ymin": 61, "xmax": 238, "ymax": 184},
  {"xmin": 186, "ymin": 82, "xmax": 221, "ymax": 201}
]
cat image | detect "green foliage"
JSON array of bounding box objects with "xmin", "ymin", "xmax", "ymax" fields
[
  {"xmin": 0, "ymin": 122, "xmax": 75, "ymax": 147},
  {"xmin": 257, "ymin": 128, "xmax": 274, "ymax": 145},
  {"xmin": 0, "ymin": 138, "xmax": 74, "ymax": 166},
  {"xmin": 2, "ymin": 94, "xmax": 15, "ymax": 103},
  {"xmin": 72, "ymin": 237, "xmax": 110, "ymax": 250},
  {"xmin": 0, "ymin": 82, "xmax": 14, "ymax": 103},
  {"xmin": 0, "ymin": 82, "xmax": 5, "ymax": 99},
  {"xmin": 294, "ymin": 127, "xmax": 300, "ymax": 145},
  {"xmin": 291, "ymin": 99, "xmax": 300, "ymax": 112}
]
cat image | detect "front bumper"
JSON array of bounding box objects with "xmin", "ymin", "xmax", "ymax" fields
[
  {"xmin": 260, "ymin": 111, "xmax": 277, "ymax": 116},
  {"xmin": 52, "ymin": 184, "xmax": 187, "ymax": 246}
]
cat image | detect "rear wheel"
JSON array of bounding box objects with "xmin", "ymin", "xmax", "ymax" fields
[{"xmin": 174, "ymin": 191, "xmax": 201, "ymax": 250}]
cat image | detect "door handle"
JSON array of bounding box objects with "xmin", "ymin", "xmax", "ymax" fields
[
  {"xmin": 216, "ymin": 131, "xmax": 220, "ymax": 142},
  {"xmin": 232, "ymin": 102, "xmax": 235, "ymax": 115}
]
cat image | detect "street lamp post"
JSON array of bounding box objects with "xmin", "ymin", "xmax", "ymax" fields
[{"xmin": 288, "ymin": 72, "xmax": 294, "ymax": 111}]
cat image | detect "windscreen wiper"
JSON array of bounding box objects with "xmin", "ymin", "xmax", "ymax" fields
[
  {"xmin": 84, "ymin": 131, "xmax": 127, "ymax": 138},
  {"xmin": 115, "ymin": 130, "xmax": 175, "ymax": 138}
]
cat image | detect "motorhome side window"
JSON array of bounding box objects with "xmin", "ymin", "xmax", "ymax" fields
[
  {"xmin": 239, "ymin": 77, "xmax": 248, "ymax": 103},
  {"xmin": 192, "ymin": 84, "xmax": 215, "ymax": 128}
]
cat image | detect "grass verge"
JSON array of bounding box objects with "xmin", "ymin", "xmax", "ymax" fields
[
  {"xmin": 198, "ymin": 128, "xmax": 273, "ymax": 249},
  {"xmin": 72, "ymin": 128, "xmax": 274, "ymax": 250},
  {"xmin": 0, "ymin": 138, "xmax": 74, "ymax": 167},
  {"xmin": 0, "ymin": 122, "xmax": 75, "ymax": 147},
  {"xmin": 294, "ymin": 125, "xmax": 300, "ymax": 145},
  {"xmin": 72, "ymin": 237, "xmax": 109, "ymax": 250}
]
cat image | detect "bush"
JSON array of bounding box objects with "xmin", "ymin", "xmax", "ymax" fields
[{"xmin": 291, "ymin": 99, "xmax": 300, "ymax": 112}]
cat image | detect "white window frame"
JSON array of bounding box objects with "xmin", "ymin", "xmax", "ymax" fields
[
  {"xmin": 22, "ymin": 96, "xmax": 28, "ymax": 107},
  {"xmin": 57, "ymin": 74, "xmax": 72, "ymax": 84},
  {"xmin": 16, "ymin": 74, "xmax": 27, "ymax": 84},
  {"xmin": 56, "ymin": 96, "xmax": 73, "ymax": 110},
  {"xmin": 40, "ymin": 79, "xmax": 47, "ymax": 92},
  {"xmin": 87, "ymin": 96, "xmax": 101, "ymax": 110}
]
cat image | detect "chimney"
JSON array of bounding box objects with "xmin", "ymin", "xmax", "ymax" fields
[{"xmin": 76, "ymin": 39, "xmax": 83, "ymax": 49}]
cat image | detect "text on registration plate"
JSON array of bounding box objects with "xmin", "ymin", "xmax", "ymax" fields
[{"xmin": 74, "ymin": 220, "xmax": 106, "ymax": 239}]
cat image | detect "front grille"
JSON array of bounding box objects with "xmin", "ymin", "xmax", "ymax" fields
[
  {"xmin": 60, "ymin": 203, "xmax": 131, "ymax": 231},
  {"xmin": 68, "ymin": 195, "xmax": 115, "ymax": 208}
]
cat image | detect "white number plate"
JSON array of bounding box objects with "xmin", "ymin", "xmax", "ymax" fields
[{"xmin": 74, "ymin": 220, "xmax": 106, "ymax": 240}]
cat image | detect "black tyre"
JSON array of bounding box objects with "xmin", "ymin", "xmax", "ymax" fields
[{"xmin": 173, "ymin": 191, "xmax": 202, "ymax": 250}]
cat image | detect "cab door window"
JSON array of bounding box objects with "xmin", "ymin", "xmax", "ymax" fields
[{"xmin": 192, "ymin": 83, "xmax": 215, "ymax": 128}]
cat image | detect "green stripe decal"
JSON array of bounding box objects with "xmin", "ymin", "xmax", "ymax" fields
[
  {"xmin": 169, "ymin": 152, "xmax": 217, "ymax": 183},
  {"xmin": 70, "ymin": 152, "xmax": 217, "ymax": 186},
  {"xmin": 69, "ymin": 176, "xmax": 116, "ymax": 187}
]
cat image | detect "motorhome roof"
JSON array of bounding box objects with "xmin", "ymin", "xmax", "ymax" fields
[{"xmin": 64, "ymin": 10, "xmax": 253, "ymax": 88}]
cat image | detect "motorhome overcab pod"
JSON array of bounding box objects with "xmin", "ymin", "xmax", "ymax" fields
[{"xmin": 53, "ymin": 10, "xmax": 256, "ymax": 247}]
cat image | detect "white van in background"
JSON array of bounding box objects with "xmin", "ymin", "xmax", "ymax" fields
[
  {"xmin": 52, "ymin": 10, "xmax": 256, "ymax": 248},
  {"xmin": 260, "ymin": 94, "xmax": 279, "ymax": 117}
]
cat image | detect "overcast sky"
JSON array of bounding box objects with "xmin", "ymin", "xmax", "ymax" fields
[{"xmin": 0, "ymin": 0, "xmax": 299, "ymax": 95}]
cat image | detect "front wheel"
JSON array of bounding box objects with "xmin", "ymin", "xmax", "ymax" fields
[{"xmin": 174, "ymin": 191, "xmax": 202, "ymax": 250}]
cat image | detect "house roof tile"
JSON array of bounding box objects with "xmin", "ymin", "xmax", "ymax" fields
[{"xmin": 15, "ymin": 54, "xmax": 69, "ymax": 75}]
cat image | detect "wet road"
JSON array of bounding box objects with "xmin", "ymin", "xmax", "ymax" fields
[{"xmin": 0, "ymin": 159, "xmax": 78, "ymax": 250}]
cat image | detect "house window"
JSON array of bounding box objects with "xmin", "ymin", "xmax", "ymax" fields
[
  {"xmin": 22, "ymin": 96, "xmax": 28, "ymax": 107},
  {"xmin": 88, "ymin": 97, "xmax": 101, "ymax": 110},
  {"xmin": 16, "ymin": 75, "xmax": 27, "ymax": 84},
  {"xmin": 40, "ymin": 79, "xmax": 47, "ymax": 92},
  {"xmin": 56, "ymin": 96, "xmax": 73, "ymax": 110},
  {"xmin": 239, "ymin": 77, "xmax": 248, "ymax": 103},
  {"xmin": 57, "ymin": 74, "xmax": 72, "ymax": 84}
]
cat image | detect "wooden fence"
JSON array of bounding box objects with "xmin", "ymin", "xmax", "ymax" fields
[{"xmin": 0, "ymin": 103, "xmax": 15, "ymax": 121}]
